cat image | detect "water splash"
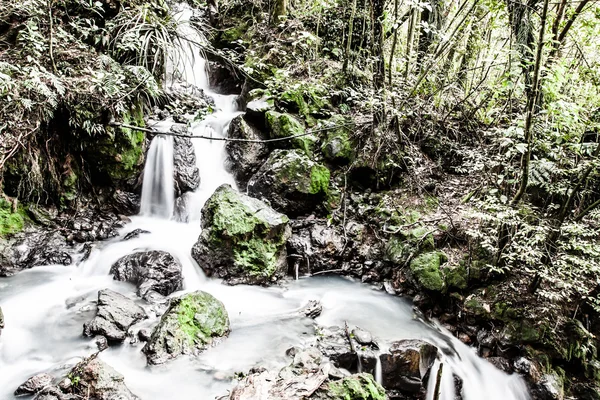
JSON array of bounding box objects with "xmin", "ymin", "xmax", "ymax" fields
[{"xmin": 140, "ymin": 135, "xmax": 175, "ymax": 219}]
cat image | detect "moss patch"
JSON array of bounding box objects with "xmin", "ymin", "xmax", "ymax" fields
[
  {"xmin": 265, "ymin": 111, "xmax": 316, "ymax": 155},
  {"xmin": 322, "ymin": 373, "xmax": 386, "ymax": 400},
  {"xmin": 0, "ymin": 199, "xmax": 27, "ymax": 237},
  {"xmin": 409, "ymin": 251, "xmax": 448, "ymax": 292}
]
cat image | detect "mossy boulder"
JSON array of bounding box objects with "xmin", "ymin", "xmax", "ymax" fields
[
  {"xmin": 313, "ymin": 373, "xmax": 386, "ymax": 400},
  {"xmin": 321, "ymin": 126, "xmax": 355, "ymax": 164},
  {"xmin": 143, "ymin": 291, "xmax": 230, "ymax": 365},
  {"xmin": 384, "ymin": 227, "xmax": 435, "ymax": 265},
  {"xmin": 247, "ymin": 149, "xmax": 331, "ymax": 217},
  {"xmin": 409, "ymin": 251, "xmax": 448, "ymax": 292},
  {"xmin": 191, "ymin": 184, "xmax": 291, "ymax": 285},
  {"xmin": 265, "ymin": 110, "xmax": 317, "ymax": 155}
]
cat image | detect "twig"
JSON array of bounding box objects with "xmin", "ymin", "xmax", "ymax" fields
[
  {"xmin": 433, "ymin": 362, "xmax": 443, "ymax": 400},
  {"xmin": 344, "ymin": 321, "xmax": 357, "ymax": 353},
  {"xmin": 311, "ymin": 268, "xmax": 344, "ymax": 276}
]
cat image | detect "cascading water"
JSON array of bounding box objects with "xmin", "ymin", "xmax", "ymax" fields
[
  {"xmin": 140, "ymin": 135, "xmax": 175, "ymax": 219},
  {"xmin": 0, "ymin": 4, "xmax": 531, "ymax": 400}
]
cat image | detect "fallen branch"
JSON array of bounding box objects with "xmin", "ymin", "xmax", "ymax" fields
[{"xmin": 109, "ymin": 121, "xmax": 359, "ymax": 144}]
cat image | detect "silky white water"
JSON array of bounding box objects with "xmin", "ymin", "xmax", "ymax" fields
[{"xmin": 0, "ymin": 5, "xmax": 530, "ymax": 400}]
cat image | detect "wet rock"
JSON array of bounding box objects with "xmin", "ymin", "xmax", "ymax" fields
[
  {"xmin": 384, "ymin": 227, "xmax": 435, "ymax": 266},
  {"xmin": 15, "ymin": 373, "xmax": 54, "ymax": 396},
  {"xmin": 65, "ymin": 355, "xmax": 139, "ymax": 400},
  {"xmin": 95, "ymin": 335, "xmax": 109, "ymax": 351},
  {"xmin": 380, "ymin": 339, "xmax": 438, "ymax": 392},
  {"xmin": 0, "ymin": 229, "xmax": 72, "ymax": 277},
  {"xmin": 83, "ymin": 289, "xmax": 147, "ymax": 342},
  {"xmin": 191, "ymin": 184, "xmax": 291, "ymax": 285},
  {"xmin": 352, "ymin": 327, "xmax": 374, "ymax": 346},
  {"xmin": 321, "ymin": 122, "xmax": 355, "ymax": 164},
  {"xmin": 173, "ymin": 136, "xmax": 200, "ymax": 196},
  {"xmin": 0, "ymin": 305, "xmax": 4, "ymax": 331},
  {"xmin": 143, "ymin": 291, "xmax": 230, "ymax": 365},
  {"xmin": 110, "ymin": 190, "xmax": 140, "ymax": 215},
  {"xmin": 225, "ymin": 115, "xmax": 269, "ymax": 187},
  {"xmin": 243, "ymin": 96, "xmax": 274, "ymax": 130},
  {"xmin": 530, "ymin": 372, "xmax": 564, "ymax": 400},
  {"xmin": 110, "ymin": 251, "xmax": 183, "ymax": 300},
  {"xmin": 122, "ymin": 228, "xmax": 150, "ymax": 241},
  {"xmin": 287, "ymin": 221, "xmax": 345, "ymax": 276},
  {"xmin": 299, "ymin": 300, "xmax": 322, "ymax": 319},
  {"xmin": 138, "ymin": 328, "xmax": 152, "ymax": 342},
  {"xmin": 316, "ymin": 326, "xmax": 355, "ymax": 370},
  {"xmin": 65, "ymin": 209, "xmax": 125, "ymax": 242},
  {"xmin": 247, "ymin": 149, "xmax": 330, "ymax": 217},
  {"xmin": 486, "ymin": 357, "xmax": 512, "ymax": 373},
  {"xmin": 174, "ymin": 191, "xmax": 194, "ymax": 223}
]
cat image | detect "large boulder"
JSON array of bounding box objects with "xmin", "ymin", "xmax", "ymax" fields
[
  {"xmin": 110, "ymin": 251, "xmax": 183, "ymax": 300},
  {"xmin": 225, "ymin": 115, "xmax": 269, "ymax": 187},
  {"xmin": 143, "ymin": 291, "xmax": 230, "ymax": 365},
  {"xmin": 247, "ymin": 149, "xmax": 330, "ymax": 217},
  {"xmin": 83, "ymin": 289, "xmax": 147, "ymax": 342},
  {"xmin": 63, "ymin": 355, "xmax": 139, "ymax": 400},
  {"xmin": 408, "ymin": 251, "xmax": 448, "ymax": 292},
  {"xmin": 173, "ymin": 135, "xmax": 200, "ymax": 196},
  {"xmin": 379, "ymin": 339, "xmax": 437, "ymax": 392},
  {"xmin": 191, "ymin": 184, "xmax": 291, "ymax": 285}
]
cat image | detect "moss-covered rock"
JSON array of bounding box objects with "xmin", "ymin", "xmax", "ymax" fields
[
  {"xmin": 265, "ymin": 111, "xmax": 317, "ymax": 155},
  {"xmin": 409, "ymin": 251, "xmax": 448, "ymax": 292},
  {"xmin": 191, "ymin": 184, "xmax": 291, "ymax": 285},
  {"xmin": 143, "ymin": 291, "xmax": 230, "ymax": 365},
  {"xmin": 321, "ymin": 124, "xmax": 355, "ymax": 164},
  {"xmin": 313, "ymin": 373, "xmax": 386, "ymax": 400},
  {"xmin": 247, "ymin": 149, "xmax": 331, "ymax": 217},
  {"xmin": 0, "ymin": 199, "xmax": 27, "ymax": 237},
  {"xmin": 384, "ymin": 227, "xmax": 435, "ymax": 265}
]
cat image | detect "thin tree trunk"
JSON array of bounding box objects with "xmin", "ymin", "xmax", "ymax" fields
[
  {"xmin": 344, "ymin": 0, "xmax": 359, "ymax": 73},
  {"xmin": 388, "ymin": 0, "xmax": 400, "ymax": 85},
  {"xmin": 371, "ymin": 0, "xmax": 386, "ymax": 123},
  {"xmin": 511, "ymin": 0, "xmax": 550, "ymax": 205}
]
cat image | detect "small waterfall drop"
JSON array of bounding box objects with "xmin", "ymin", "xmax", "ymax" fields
[
  {"xmin": 139, "ymin": 135, "xmax": 175, "ymax": 219},
  {"xmin": 374, "ymin": 355, "xmax": 382, "ymax": 386}
]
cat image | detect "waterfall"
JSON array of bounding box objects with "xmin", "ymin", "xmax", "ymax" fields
[{"xmin": 139, "ymin": 135, "xmax": 175, "ymax": 219}]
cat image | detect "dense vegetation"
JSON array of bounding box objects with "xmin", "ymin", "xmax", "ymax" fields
[{"xmin": 1, "ymin": 0, "xmax": 600, "ymax": 397}]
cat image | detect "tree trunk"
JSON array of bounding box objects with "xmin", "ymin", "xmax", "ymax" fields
[{"xmin": 371, "ymin": 0, "xmax": 386, "ymax": 123}]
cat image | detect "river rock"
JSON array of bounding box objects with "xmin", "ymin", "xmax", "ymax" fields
[
  {"xmin": 173, "ymin": 136, "xmax": 200, "ymax": 196},
  {"xmin": 65, "ymin": 355, "xmax": 139, "ymax": 400},
  {"xmin": 15, "ymin": 373, "xmax": 54, "ymax": 396},
  {"xmin": 110, "ymin": 190, "xmax": 140, "ymax": 215},
  {"xmin": 316, "ymin": 326, "xmax": 355, "ymax": 370},
  {"xmin": 287, "ymin": 221, "xmax": 345, "ymax": 276},
  {"xmin": 243, "ymin": 95, "xmax": 274, "ymax": 130},
  {"xmin": 143, "ymin": 291, "xmax": 230, "ymax": 365},
  {"xmin": 0, "ymin": 229, "xmax": 72, "ymax": 277},
  {"xmin": 191, "ymin": 184, "xmax": 291, "ymax": 285},
  {"xmin": 110, "ymin": 251, "xmax": 183, "ymax": 300},
  {"xmin": 247, "ymin": 149, "xmax": 330, "ymax": 217},
  {"xmin": 83, "ymin": 289, "xmax": 147, "ymax": 342},
  {"xmin": 380, "ymin": 339, "xmax": 438, "ymax": 392},
  {"xmin": 225, "ymin": 115, "xmax": 269, "ymax": 187},
  {"xmin": 122, "ymin": 228, "xmax": 150, "ymax": 241}
]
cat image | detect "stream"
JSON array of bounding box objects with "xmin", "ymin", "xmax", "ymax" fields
[{"xmin": 0, "ymin": 6, "xmax": 530, "ymax": 400}]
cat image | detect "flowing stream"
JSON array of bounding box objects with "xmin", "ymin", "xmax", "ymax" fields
[{"xmin": 0, "ymin": 6, "xmax": 530, "ymax": 400}]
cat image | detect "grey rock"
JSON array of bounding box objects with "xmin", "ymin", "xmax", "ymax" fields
[
  {"xmin": 95, "ymin": 335, "xmax": 109, "ymax": 351},
  {"xmin": 111, "ymin": 190, "xmax": 140, "ymax": 215},
  {"xmin": 15, "ymin": 373, "xmax": 53, "ymax": 396},
  {"xmin": 247, "ymin": 149, "xmax": 330, "ymax": 217},
  {"xmin": 316, "ymin": 326, "xmax": 355, "ymax": 370},
  {"xmin": 225, "ymin": 115, "xmax": 269, "ymax": 187},
  {"xmin": 66, "ymin": 355, "xmax": 139, "ymax": 400},
  {"xmin": 138, "ymin": 328, "xmax": 152, "ymax": 342},
  {"xmin": 299, "ymin": 300, "xmax": 322, "ymax": 319},
  {"xmin": 173, "ymin": 136, "xmax": 200, "ymax": 196},
  {"xmin": 83, "ymin": 289, "xmax": 146, "ymax": 342},
  {"xmin": 287, "ymin": 221, "xmax": 345, "ymax": 276},
  {"xmin": 380, "ymin": 339, "xmax": 438, "ymax": 392},
  {"xmin": 110, "ymin": 251, "xmax": 183, "ymax": 300},
  {"xmin": 122, "ymin": 229, "xmax": 150, "ymax": 241},
  {"xmin": 0, "ymin": 306, "xmax": 4, "ymax": 330},
  {"xmin": 352, "ymin": 327, "xmax": 373, "ymax": 346}
]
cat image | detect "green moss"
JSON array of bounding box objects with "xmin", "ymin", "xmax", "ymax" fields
[
  {"xmin": 445, "ymin": 264, "xmax": 468, "ymax": 289},
  {"xmin": 310, "ymin": 165, "xmax": 331, "ymax": 195},
  {"xmin": 233, "ymin": 238, "xmax": 280, "ymax": 277},
  {"xmin": 174, "ymin": 292, "xmax": 229, "ymax": 345},
  {"xmin": 321, "ymin": 127, "xmax": 354, "ymax": 164},
  {"xmin": 384, "ymin": 226, "xmax": 434, "ymax": 265},
  {"xmin": 464, "ymin": 297, "xmax": 490, "ymax": 317},
  {"xmin": 409, "ymin": 251, "xmax": 448, "ymax": 292},
  {"xmin": 221, "ymin": 22, "xmax": 248, "ymax": 42},
  {"xmin": 265, "ymin": 111, "xmax": 316, "ymax": 155},
  {"xmin": 279, "ymin": 85, "xmax": 329, "ymax": 124},
  {"xmin": 0, "ymin": 199, "xmax": 27, "ymax": 237},
  {"xmin": 324, "ymin": 373, "xmax": 386, "ymax": 400}
]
